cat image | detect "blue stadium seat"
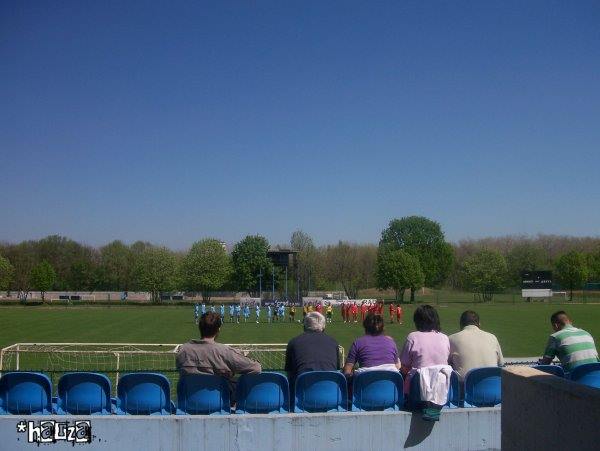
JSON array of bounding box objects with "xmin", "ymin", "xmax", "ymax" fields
[
  {"xmin": 294, "ymin": 371, "xmax": 347, "ymax": 413},
  {"xmin": 407, "ymin": 370, "xmax": 461, "ymax": 410},
  {"xmin": 56, "ymin": 372, "xmax": 112, "ymax": 415},
  {"xmin": 532, "ymin": 365, "xmax": 565, "ymax": 378},
  {"xmin": 177, "ymin": 374, "xmax": 230, "ymax": 415},
  {"xmin": 464, "ymin": 367, "xmax": 501, "ymax": 407},
  {"xmin": 0, "ymin": 372, "xmax": 53, "ymax": 415},
  {"xmin": 570, "ymin": 362, "xmax": 600, "ymax": 389},
  {"xmin": 236, "ymin": 372, "xmax": 289, "ymax": 414},
  {"xmin": 116, "ymin": 373, "xmax": 173, "ymax": 415},
  {"xmin": 351, "ymin": 370, "xmax": 404, "ymax": 411}
]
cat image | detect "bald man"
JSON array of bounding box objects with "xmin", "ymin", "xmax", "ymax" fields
[{"xmin": 539, "ymin": 311, "xmax": 599, "ymax": 372}]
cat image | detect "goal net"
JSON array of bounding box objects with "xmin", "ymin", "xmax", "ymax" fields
[{"xmin": 0, "ymin": 343, "xmax": 345, "ymax": 396}]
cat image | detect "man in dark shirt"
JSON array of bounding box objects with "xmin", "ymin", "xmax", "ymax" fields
[{"xmin": 285, "ymin": 311, "xmax": 340, "ymax": 390}]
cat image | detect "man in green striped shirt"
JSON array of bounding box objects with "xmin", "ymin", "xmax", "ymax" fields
[{"xmin": 539, "ymin": 311, "xmax": 599, "ymax": 372}]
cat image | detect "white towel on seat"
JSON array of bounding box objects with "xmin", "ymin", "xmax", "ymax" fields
[
  {"xmin": 418, "ymin": 365, "xmax": 453, "ymax": 406},
  {"xmin": 354, "ymin": 363, "xmax": 400, "ymax": 374}
]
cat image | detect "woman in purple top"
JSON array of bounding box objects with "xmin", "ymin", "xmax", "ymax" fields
[
  {"xmin": 343, "ymin": 313, "xmax": 400, "ymax": 375},
  {"xmin": 399, "ymin": 305, "xmax": 450, "ymax": 392}
]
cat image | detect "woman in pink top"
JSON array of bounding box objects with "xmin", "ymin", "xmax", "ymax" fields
[{"xmin": 399, "ymin": 305, "xmax": 450, "ymax": 392}]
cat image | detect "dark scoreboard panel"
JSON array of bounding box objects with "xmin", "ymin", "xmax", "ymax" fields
[{"xmin": 521, "ymin": 271, "xmax": 553, "ymax": 289}]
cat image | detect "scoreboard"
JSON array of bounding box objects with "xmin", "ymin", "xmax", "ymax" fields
[{"xmin": 521, "ymin": 271, "xmax": 553, "ymax": 298}]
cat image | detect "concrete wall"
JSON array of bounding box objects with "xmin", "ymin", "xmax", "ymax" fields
[
  {"xmin": 0, "ymin": 408, "xmax": 500, "ymax": 451},
  {"xmin": 502, "ymin": 366, "xmax": 600, "ymax": 451}
]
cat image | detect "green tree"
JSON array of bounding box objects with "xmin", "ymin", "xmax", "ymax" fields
[
  {"xmin": 68, "ymin": 259, "xmax": 97, "ymax": 291},
  {"xmin": 376, "ymin": 246, "xmax": 424, "ymax": 302},
  {"xmin": 6, "ymin": 242, "xmax": 37, "ymax": 298},
  {"xmin": 290, "ymin": 230, "xmax": 320, "ymax": 294},
  {"xmin": 182, "ymin": 239, "xmax": 231, "ymax": 301},
  {"xmin": 586, "ymin": 247, "xmax": 600, "ymax": 282},
  {"xmin": 0, "ymin": 254, "xmax": 14, "ymax": 292},
  {"xmin": 231, "ymin": 235, "xmax": 271, "ymax": 297},
  {"xmin": 556, "ymin": 251, "xmax": 589, "ymax": 301},
  {"xmin": 379, "ymin": 216, "xmax": 454, "ymax": 299},
  {"xmin": 506, "ymin": 242, "xmax": 548, "ymax": 288},
  {"xmin": 463, "ymin": 249, "xmax": 507, "ymax": 302},
  {"xmin": 30, "ymin": 260, "xmax": 57, "ymax": 302},
  {"xmin": 96, "ymin": 240, "xmax": 134, "ymax": 290},
  {"xmin": 35, "ymin": 235, "xmax": 96, "ymax": 290},
  {"xmin": 322, "ymin": 242, "xmax": 377, "ymax": 299},
  {"xmin": 132, "ymin": 247, "xmax": 178, "ymax": 303}
]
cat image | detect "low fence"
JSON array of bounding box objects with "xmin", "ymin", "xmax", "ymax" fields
[{"xmin": 2, "ymin": 289, "xmax": 600, "ymax": 304}]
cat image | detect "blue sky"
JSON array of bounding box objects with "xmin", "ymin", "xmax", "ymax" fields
[{"xmin": 1, "ymin": 1, "xmax": 599, "ymax": 249}]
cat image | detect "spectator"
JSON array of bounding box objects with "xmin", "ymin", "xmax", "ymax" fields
[
  {"xmin": 343, "ymin": 313, "xmax": 400, "ymax": 376},
  {"xmin": 399, "ymin": 305, "xmax": 450, "ymax": 391},
  {"xmin": 448, "ymin": 310, "xmax": 504, "ymax": 380},
  {"xmin": 539, "ymin": 311, "xmax": 599, "ymax": 372},
  {"xmin": 176, "ymin": 312, "xmax": 261, "ymax": 397},
  {"xmin": 285, "ymin": 312, "xmax": 340, "ymax": 390}
]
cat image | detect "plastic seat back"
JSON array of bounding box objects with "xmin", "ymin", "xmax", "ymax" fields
[
  {"xmin": 352, "ymin": 370, "xmax": 403, "ymax": 411},
  {"xmin": 56, "ymin": 372, "xmax": 112, "ymax": 415},
  {"xmin": 294, "ymin": 371, "xmax": 347, "ymax": 413},
  {"xmin": 570, "ymin": 362, "xmax": 600, "ymax": 389},
  {"xmin": 177, "ymin": 374, "xmax": 230, "ymax": 415},
  {"xmin": 408, "ymin": 370, "xmax": 461, "ymax": 409},
  {"xmin": 236, "ymin": 372, "xmax": 289, "ymax": 414},
  {"xmin": 464, "ymin": 367, "xmax": 501, "ymax": 407},
  {"xmin": 0, "ymin": 372, "xmax": 53, "ymax": 415},
  {"xmin": 116, "ymin": 373, "xmax": 171, "ymax": 415},
  {"xmin": 532, "ymin": 365, "xmax": 565, "ymax": 378}
]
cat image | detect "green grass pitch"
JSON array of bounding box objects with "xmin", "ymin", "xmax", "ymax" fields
[{"xmin": 2, "ymin": 303, "xmax": 600, "ymax": 358}]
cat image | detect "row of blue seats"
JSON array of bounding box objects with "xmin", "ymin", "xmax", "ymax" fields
[
  {"xmin": 1, "ymin": 363, "xmax": 597, "ymax": 416},
  {"xmin": 0, "ymin": 368, "xmax": 486, "ymax": 415}
]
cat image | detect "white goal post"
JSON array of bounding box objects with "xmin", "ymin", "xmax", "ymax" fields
[{"xmin": 0, "ymin": 342, "xmax": 345, "ymax": 381}]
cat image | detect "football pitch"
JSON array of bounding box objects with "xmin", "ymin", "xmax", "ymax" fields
[{"xmin": 2, "ymin": 303, "xmax": 600, "ymax": 358}]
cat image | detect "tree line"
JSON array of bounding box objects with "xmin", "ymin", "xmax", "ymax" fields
[{"xmin": 1, "ymin": 217, "xmax": 599, "ymax": 302}]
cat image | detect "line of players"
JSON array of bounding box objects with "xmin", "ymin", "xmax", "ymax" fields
[
  {"xmin": 339, "ymin": 301, "xmax": 403, "ymax": 324},
  {"xmin": 194, "ymin": 300, "xmax": 403, "ymax": 325},
  {"xmin": 194, "ymin": 302, "xmax": 300, "ymax": 324}
]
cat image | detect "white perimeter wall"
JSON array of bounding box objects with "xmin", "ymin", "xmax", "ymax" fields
[{"xmin": 0, "ymin": 408, "xmax": 500, "ymax": 451}]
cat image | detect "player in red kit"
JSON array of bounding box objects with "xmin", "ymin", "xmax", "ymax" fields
[
  {"xmin": 389, "ymin": 302, "xmax": 395, "ymax": 323},
  {"xmin": 351, "ymin": 303, "xmax": 358, "ymax": 323},
  {"xmin": 360, "ymin": 302, "xmax": 367, "ymax": 321},
  {"xmin": 395, "ymin": 305, "xmax": 403, "ymax": 324}
]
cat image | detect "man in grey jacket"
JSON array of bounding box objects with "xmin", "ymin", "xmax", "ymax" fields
[{"xmin": 176, "ymin": 312, "xmax": 261, "ymax": 397}]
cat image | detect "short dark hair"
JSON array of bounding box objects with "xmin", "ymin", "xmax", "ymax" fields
[
  {"xmin": 460, "ymin": 310, "xmax": 480, "ymax": 329},
  {"xmin": 363, "ymin": 313, "xmax": 384, "ymax": 336},
  {"xmin": 199, "ymin": 312, "xmax": 222, "ymax": 338},
  {"xmin": 413, "ymin": 305, "xmax": 441, "ymax": 332},
  {"xmin": 550, "ymin": 310, "xmax": 570, "ymax": 325}
]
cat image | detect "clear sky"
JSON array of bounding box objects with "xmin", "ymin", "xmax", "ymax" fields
[{"xmin": 1, "ymin": 1, "xmax": 599, "ymax": 249}]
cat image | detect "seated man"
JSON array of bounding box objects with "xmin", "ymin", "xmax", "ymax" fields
[
  {"xmin": 285, "ymin": 312, "xmax": 340, "ymax": 390},
  {"xmin": 448, "ymin": 310, "xmax": 504, "ymax": 380},
  {"xmin": 176, "ymin": 312, "xmax": 261, "ymax": 396},
  {"xmin": 539, "ymin": 310, "xmax": 599, "ymax": 372}
]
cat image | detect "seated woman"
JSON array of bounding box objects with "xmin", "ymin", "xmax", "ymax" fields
[
  {"xmin": 399, "ymin": 305, "xmax": 450, "ymax": 392},
  {"xmin": 343, "ymin": 313, "xmax": 401, "ymax": 375}
]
